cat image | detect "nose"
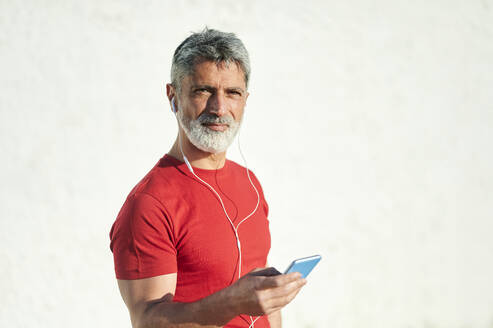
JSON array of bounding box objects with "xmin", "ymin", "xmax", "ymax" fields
[{"xmin": 207, "ymin": 92, "xmax": 228, "ymax": 117}]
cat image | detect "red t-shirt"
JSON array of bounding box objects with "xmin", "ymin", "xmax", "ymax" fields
[{"xmin": 110, "ymin": 154, "xmax": 271, "ymax": 327}]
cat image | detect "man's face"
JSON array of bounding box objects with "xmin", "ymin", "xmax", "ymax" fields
[{"xmin": 175, "ymin": 60, "xmax": 249, "ymax": 154}]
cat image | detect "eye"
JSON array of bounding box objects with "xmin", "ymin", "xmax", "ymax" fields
[
  {"xmin": 228, "ymin": 90, "xmax": 243, "ymax": 96},
  {"xmin": 194, "ymin": 88, "xmax": 211, "ymax": 95}
]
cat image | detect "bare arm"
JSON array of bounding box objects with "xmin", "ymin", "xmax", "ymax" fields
[{"xmin": 117, "ymin": 269, "xmax": 305, "ymax": 328}]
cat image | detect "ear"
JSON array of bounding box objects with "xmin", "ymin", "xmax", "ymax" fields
[{"xmin": 166, "ymin": 83, "xmax": 177, "ymax": 113}]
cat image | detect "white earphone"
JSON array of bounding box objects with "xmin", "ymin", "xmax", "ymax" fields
[
  {"xmin": 171, "ymin": 98, "xmax": 178, "ymax": 114},
  {"xmin": 171, "ymin": 97, "xmax": 261, "ymax": 327}
]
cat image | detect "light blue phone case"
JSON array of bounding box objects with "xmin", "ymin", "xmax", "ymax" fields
[{"xmin": 284, "ymin": 255, "xmax": 321, "ymax": 278}]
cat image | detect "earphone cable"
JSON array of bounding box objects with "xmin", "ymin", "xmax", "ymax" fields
[{"xmin": 174, "ymin": 101, "xmax": 260, "ymax": 328}]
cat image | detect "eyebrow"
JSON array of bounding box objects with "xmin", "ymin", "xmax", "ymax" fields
[
  {"xmin": 226, "ymin": 87, "xmax": 246, "ymax": 94},
  {"xmin": 191, "ymin": 84, "xmax": 246, "ymax": 93},
  {"xmin": 191, "ymin": 84, "xmax": 215, "ymax": 91}
]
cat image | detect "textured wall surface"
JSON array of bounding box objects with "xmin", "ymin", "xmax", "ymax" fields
[{"xmin": 1, "ymin": 1, "xmax": 492, "ymax": 327}]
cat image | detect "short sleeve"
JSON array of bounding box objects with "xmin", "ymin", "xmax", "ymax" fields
[{"xmin": 110, "ymin": 192, "xmax": 177, "ymax": 279}]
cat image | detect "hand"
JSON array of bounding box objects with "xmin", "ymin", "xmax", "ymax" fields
[{"xmin": 226, "ymin": 267, "xmax": 307, "ymax": 316}]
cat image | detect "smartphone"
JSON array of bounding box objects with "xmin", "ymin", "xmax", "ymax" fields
[{"xmin": 284, "ymin": 255, "xmax": 321, "ymax": 278}]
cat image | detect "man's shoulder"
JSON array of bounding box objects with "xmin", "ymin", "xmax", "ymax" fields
[{"xmin": 127, "ymin": 155, "xmax": 189, "ymax": 201}]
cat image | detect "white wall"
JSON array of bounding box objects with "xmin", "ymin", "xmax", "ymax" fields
[{"xmin": 1, "ymin": 1, "xmax": 492, "ymax": 327}]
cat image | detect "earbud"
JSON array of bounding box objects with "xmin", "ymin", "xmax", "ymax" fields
[{"xmin": 171, "ymin": 97, "xmax": 177, "ymax": 114}]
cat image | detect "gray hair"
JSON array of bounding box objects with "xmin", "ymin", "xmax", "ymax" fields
[{"xmin": 171, "ymin": 28, "xmax": 251, "ymax": 94}]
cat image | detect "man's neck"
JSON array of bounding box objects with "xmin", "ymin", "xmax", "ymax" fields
[{"xmin": 168, "ymin": 137, "xmax": 227, "ymax": 170}]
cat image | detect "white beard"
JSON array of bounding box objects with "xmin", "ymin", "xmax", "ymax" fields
[{"xmin": 177, "ymin": 110, "xmax": 241, "ymax": 154}]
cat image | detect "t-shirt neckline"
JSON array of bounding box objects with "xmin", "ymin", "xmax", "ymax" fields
[{"xmin": 163, "ymin": 154, "xmax": 231, "ymax": 177}]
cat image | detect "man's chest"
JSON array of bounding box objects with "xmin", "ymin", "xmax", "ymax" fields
[
  {"xmin": 169, "ymin": 187, "xmax": 271, "ymax": 300},
  {"xmin": 174, "ymin": 198, "xmax": 270, "ymax": 274}
]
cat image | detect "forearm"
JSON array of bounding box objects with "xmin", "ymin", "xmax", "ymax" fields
[
  {"xmin": 267, "ymin": 310, "xmax": 282, "ymax": 328},
  {"xmin": 136, "ymin": 287, "xmax": 238, "ymax": 328},
  {"xmin": 125, "ymin": 269, "xmax": 305, "ymax": 328}
]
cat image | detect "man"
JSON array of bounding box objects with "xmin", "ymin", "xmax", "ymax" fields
[{"xmin": 110, "ymin": 28, "xmax": 306, "ymax": 328}]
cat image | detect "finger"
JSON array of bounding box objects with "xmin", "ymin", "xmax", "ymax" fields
[
  {"xmin": 264, "ymin": 278, "xmax": 306, "ymax": 299},
  {"xmin": 264, "ymin": 306, "xmax": 284, "ymax": 316},
  {"xmin": 257, "ymin": 272, "xmax": 302, "ymax": 290},
  {"xmin": 253, "ymin": 280, "xmax": 306, "ymax": 315},
  {"xmin": 264, "ymin": 281, "xmax": 306, "ymax": 310}
]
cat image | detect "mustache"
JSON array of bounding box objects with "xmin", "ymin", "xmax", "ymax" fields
[{"xmin": 197, "ymin": 113, "xmax": 235, "ymax": 125}]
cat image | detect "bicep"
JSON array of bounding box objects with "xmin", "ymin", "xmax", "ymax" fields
[{"xmin": 117, "ymin": 273, "xmax": 177, "ymax": 325}]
